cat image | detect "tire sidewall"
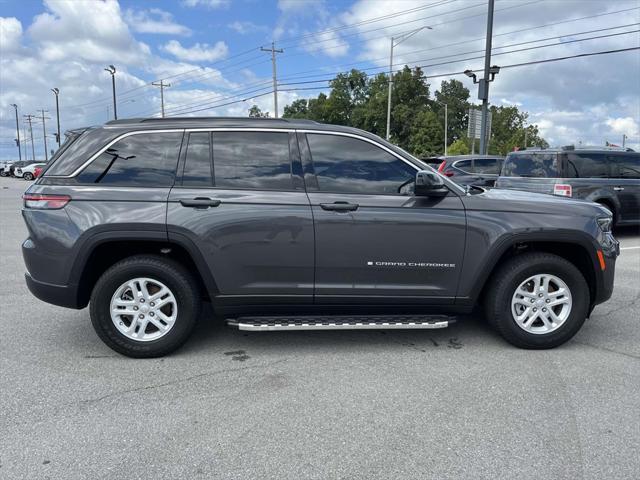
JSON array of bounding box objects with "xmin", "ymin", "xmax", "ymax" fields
[
  {"xmin": 496, "ymin": 258, "xmax": 589, "ymax": 348},
  {"xmin": 24, "ymin": 173, "xmax": 33, "ymax": 181},
  {"xmin": 91, "ymin": 259, "xmax": 198, "ymax": 357}
]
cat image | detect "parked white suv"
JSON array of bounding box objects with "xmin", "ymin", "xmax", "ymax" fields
[{"xmin": 16, "ymin": 163, "xmax": 46, "ymax": 180}]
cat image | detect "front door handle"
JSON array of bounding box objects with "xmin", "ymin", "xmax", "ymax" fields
[
  {"xmin": 613, "ymin": 186, "xmax": 625, "ymax": 191},
  {"xmin": 180, "ymin": 197, "xmax": 221, "ymax": 209},
  {"xmin": 320, "ymin": 202, "xmax": 359, "ymax": 212}
]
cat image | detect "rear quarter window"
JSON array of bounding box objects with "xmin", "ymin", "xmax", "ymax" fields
[
  {"xmin": 45, "ymin": 128, "xmax": 110, "ymax": 176},
  {"xmin": 566, "ymin": 152, "xmax": 609, "ymax": 178},
  {"xmin": 75, "ymin": 132, "xmax": 183, "ymax": 186},
  {"xmin": 502, "ymin": 153, "xmax": 559, "ymax": 178}
]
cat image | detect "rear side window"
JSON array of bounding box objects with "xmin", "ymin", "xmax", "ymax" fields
[
  {"xmin": 502, "ymin": 153, "xmax": 559, "ymax": 178},
  {"xmin": 306, "ymin": 133, "xmax": 416, "ymax": 195},
  {"xmin": 454, "ymin": 158, "xmax": 501, "ymax": 174},
  {"xmin": 566, "ymin": 153, "xmax": 609, "ymax": 178},
  {"xmin": 612, "ymin": 153, "xmax": 640, "ymax": 178},
  {"xmin": 212, "ymin": 132, "xmax": 292, "ymax": 190},
  {"xmin": 76, "ymin": 132, "xmax": 183, "ymax": 186},
  {"xmin": 45, "ymin": 128, "xmax": 107, "ymax": 176},
  {"xmin": 182, "ymin": 132, "xmax": 212, "ymax": 187}
]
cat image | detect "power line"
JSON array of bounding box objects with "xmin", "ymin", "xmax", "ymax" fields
[{"xmin": 274, "ymin": 7, "xmax": 640, "ymax": 83}]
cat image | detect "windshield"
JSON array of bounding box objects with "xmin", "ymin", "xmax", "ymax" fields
[{"xmin": 502, "ymin": 152, "xmax": 559, "ymax": 178}]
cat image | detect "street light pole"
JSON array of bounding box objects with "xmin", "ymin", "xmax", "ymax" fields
[
  {"xmin": 51, "ymin": 88, "xmax": 61, "ymax": 146},
  {"xmin": 386, "ymin": 26, "xmax": 432, "ymax": 141},
  {"xmin": 478, "ymin": 0, "xmax": 495, "ymax": 155},
  {"xmin": 10, "ymin": 104, "xmax": 21, "ymax": 160},
  {"xmin": 104, "ymin": 65, "xmax": 117, "ymax": 120}
]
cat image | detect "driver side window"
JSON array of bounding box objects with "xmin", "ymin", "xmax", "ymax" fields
[{"xmin": 306, "ymin": 133, "xmax": 416, "ymax": 195}]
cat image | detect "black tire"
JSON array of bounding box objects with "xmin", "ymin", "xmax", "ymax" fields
[
  {"xmin": 90, "ymin": 255, "xmax": 200, "ymax": 358},
  {"xmin": 23, "ymin": 172, "xmax": 33, "ymax": 181},
  {"xmin": 484, "ymin": 252, "xmax": 589, "ymax": 349}
]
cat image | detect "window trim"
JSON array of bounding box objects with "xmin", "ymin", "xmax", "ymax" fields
[{"xmin": 47, "ymin": 127, "xmax": 461, "ymax": 195}]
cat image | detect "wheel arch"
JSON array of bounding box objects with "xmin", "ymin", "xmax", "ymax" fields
[
  {"xmin": 72, "ymin": 232, "xmax": 219, "ymax": 308},
  {"xmin": 463, "ymin": 231, "xmax": 601, "ymax": 310}
]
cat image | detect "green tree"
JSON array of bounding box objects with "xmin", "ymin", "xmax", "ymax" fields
[
  {"xmin": 434, "ymin": 79, "xmax": 470, "ymax": 144},
  {"xmin": 282, "ymin": 99, "xmax": 308, "ymax": 119},
  {"xmin": 248, "ymin": 105, "xmax": 269, "ymax": 118},
  {"xmin": 447, "ymin": 138, "xmax": 471, "ymax": 155},
  {"xmin": 409, "ymin": 110, "xmax": 444, "ymax": 157},
  {"xmin": 488, "ymin": 106, "xmax": 548, "ymax": 154}
]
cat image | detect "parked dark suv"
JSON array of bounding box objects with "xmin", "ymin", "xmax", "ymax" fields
[
  {"xmin": 435, "ymin": 155, "xmax": 504, "ymax": 187},
  {"xmin": 22, "ymin": 118, "xmax": 619, "ymax": 357},
  {"xmin": 497, "ymin": 146, "xmax": 640, "ymax": 226}
]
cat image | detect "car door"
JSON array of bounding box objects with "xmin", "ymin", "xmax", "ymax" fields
[
  {"xmin": 167, "ymin": 129, "xmax": 314, "ymax": 304},
  {"xmin": 473, "ymin": 158, "xmax": 501, "ymax": 187},
  {"xmin": 299, "ymin": 131, "xmax": 466, "ymax": 304},
  {"xmin": 610, "ymin": 152, "xmax": 640, "ymax": 224}
]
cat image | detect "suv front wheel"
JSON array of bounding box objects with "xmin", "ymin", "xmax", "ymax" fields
[
  {"xmin": 485, "ymin": 252, "xmax": 589, "ymax": 349},
  {"xmin": 90, "ymin": 255, "xmax": 200, "ymax": 358}
]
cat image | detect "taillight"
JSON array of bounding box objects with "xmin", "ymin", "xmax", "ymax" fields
[
  {"xmin": 443, "ymin": 171, "xmax": 454, "ymax": 177},
  {"xmin": 23, "ymin": 193, "xmax": 71, "ymax": 209},
  {"xmin": 437, "ymin": 161, "xmax": 446, "ymax": 172},
  {"xmin": 553, "ymin": 184, "xmax": 572, "ymax": 197}
]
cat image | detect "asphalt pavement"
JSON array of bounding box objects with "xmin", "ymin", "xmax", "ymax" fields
[{"xmin": 0, "ymin": 176, "xmax": 638, "ymax": 480}]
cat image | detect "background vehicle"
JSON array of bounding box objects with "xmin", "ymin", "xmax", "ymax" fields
[
  {"xmin": 436, "ymin": 155, "xmax": 505, "ymax": 187},
  {"xmin": 9, "ymin": 160, "xmax": 38, "ymax": 177},
  {"xmin": 33, "ymin": 166, "xmax": 44, "ymax": 179},
  {"xmin": 497, "ymin": 146, "xmax": 640, "ymax": 226},
  {"xmin": 16, "ymin": 162, "xmax": 46, "ymax": 180},
  {"xmin": 22, "ymin": 118, "xmax": 618, "ymax": 357},
  {"xmin": 0, "ymin": 160, "xmax": 16, "ymax": 176}
]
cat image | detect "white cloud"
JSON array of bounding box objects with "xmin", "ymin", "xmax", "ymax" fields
[
  {"xmin": 606, "ymin": 117, "xmax": 639, "ymax": 137},
  {"xmin": 162, "ymin": 40, "xmax": 229, "ymax": 62},
  {"xmin": 0, "ymin": 17, "xmax": 23, "ymax": 53},
  {"xmin": 28, "ymin": 0, "xmax": 150, "ymax": 63},
  {"xmin": 228, "ymin": 21, "xmax": 268, "ymax": 35},
  {"xmin": 181, "ymin": 0, "xmax": 229, "ymax": 8},
  {"xmin": 124, "ymin": 8, "xmax": 192, "ymax": 36}
]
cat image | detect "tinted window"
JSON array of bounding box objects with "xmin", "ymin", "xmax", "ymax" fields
[
  {"xmin": 566, "ymin": 152, "xmax": 609, "ymax": 178},
  {"xmin": 613, "ymin": 153, "xmax": 640, "ymax": 179},
  {"xmin": 453, "ymin": 160, "xmax": 473, "ymax": 172},
  {"xmin": 77, "ymin": 132, "xmax": 183, "ymax": 186},
  {"xmin": 502, "ymin": 153, "xmax": 559, "ymax": 178},
  {"xmin": 212, "ymin": 132, "xmax": 291, "ymax": 190},
  {"xmin": 474, "ymin": 158, "xmax": 501, "ymax": 174},
  {"xmin": 182, "ymin": 132, "xmax": 212, "ymax": 186},
  {"xmin": 307, "ymin": 134, "xmax": 416, "ymax": 195},
  {"xmin": 46, "ymin": 128, "xmax": 108, "ymax": 176}
]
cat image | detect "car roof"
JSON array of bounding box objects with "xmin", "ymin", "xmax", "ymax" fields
[
  {"xmin": 443, "ymin": 154, "xmax": 504, "ymax": 161},
  {"xmin": 102, "ymin": 117, "xmax": 354, "ymax": 132}
]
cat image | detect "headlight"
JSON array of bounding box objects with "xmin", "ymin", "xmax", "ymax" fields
[{"xmin": 597, "ymin": 216, "xmax": 612, "ymax": 233}]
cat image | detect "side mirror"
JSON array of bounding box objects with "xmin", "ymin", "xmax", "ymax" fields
[{"xmin": 415, "ymin": 170, "xmax": 449, "ymax": 197}]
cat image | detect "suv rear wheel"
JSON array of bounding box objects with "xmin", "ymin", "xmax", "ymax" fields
[
  {"xmin": 484, "ymin": 252, "xmax": 589, "ymax": 349},
  {"xmin": 90, "ymin": 255, "xmax": 200, "ymax": 358}
]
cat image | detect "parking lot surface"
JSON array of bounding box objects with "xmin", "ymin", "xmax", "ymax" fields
[{"xmin": 1, "ymin": 176, "xmax": 639, "ymax": 479}]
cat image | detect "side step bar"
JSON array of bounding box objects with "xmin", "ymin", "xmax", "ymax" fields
[{"xmin": 227, "ymin": 315, "xmax": 454, "ymax": 332}]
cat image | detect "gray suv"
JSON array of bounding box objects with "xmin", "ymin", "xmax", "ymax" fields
[
  {"xmin": 22, "ymin": 118, "xmax": 619, "ymax": 357},
  {"xmin": 497, "ymin": 146, "xmax": 640, "ymax": 226}
]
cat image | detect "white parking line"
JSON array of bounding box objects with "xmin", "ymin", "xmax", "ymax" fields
[{"xmin": 620, "ymin": 246, "xmax": 640, "ymax": 251}]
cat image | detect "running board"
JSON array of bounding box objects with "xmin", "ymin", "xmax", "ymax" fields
[{"xmin": 227, "ymin": 315, "xmax": 454, "ymax": 331}]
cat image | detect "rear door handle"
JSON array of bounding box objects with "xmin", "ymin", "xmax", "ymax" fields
[
  {"xmin": 613, "ymin": 187, "xmax": 625, "ymax": 191},
  {"xmin": 179, "ymin": 197, "xmax": 221, "ymax": 209},
  {"xmin": 320, "ymin": 202, "xmax": 359, "ymax": 212}
]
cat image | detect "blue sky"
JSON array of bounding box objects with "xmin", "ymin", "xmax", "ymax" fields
[{"xmin": 1, "ymin": 0, "xmax": 639, "ymax": 159}]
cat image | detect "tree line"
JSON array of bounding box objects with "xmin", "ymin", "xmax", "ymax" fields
[{"xmin": 249, "ymin": 66, "xmax": 548, "ymax": 157}]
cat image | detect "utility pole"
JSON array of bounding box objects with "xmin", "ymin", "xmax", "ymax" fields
[
  {"xmin": 51, "ymin": 88, "xmax": 61, "ymax": 146},
  {"xmin": 152, "ymin": 80, "xmax": 171, "ymax": 118},
  {"xmin": 260, "ymin": 42, "xmax": 284, "ymax": 118},
  {"xmin": 24, "ymin": 114, "xmax": 36, "ymax": 161},
  {"xmin": 386, "ymin": 26, "xmax": 431, "ymax": 140},
  {"xmin": 10, "ymin": 104, "xmax": 21, "ymax": 160},
  {"xmin": 38, "ymin": 109, "xmax": 50, "ymax": 161},
  {"xmin": 104, "ymin": 65, "xmax": 117, "ymax": 120},
  {"xmin": 478, "ymin": 0, "xmax": 495, "ymax": 155},
  {"xmin": 622, "ymin": 134, "xmax": 627, "ymax": 148}
]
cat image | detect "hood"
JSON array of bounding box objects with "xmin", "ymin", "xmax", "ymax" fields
[{"xmin": 462, "ymin": 188, "xmax": 610, "ymax": 217}]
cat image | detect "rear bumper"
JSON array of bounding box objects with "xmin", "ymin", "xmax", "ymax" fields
[{"xmin": 25, "ymin": 273, "xmax": 82, "ymax": 309}]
